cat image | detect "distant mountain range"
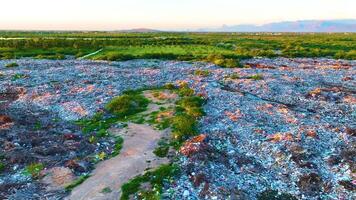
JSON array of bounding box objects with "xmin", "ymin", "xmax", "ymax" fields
[
  {"xmin": 114, "ymin": 28, "xmax": 161, "ymax": 33},
  {"xmin": 197, "ymin": 19, "xmax": 356, "ymax": 32}
]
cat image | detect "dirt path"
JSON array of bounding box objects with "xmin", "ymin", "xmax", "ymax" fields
[
  {"xmin": 78, "ymin": 48, "xmax": 103, "ymax": 60},
  {"xmin": 66, "ymin": 123, "xmax": 169, "ymax": 200}
]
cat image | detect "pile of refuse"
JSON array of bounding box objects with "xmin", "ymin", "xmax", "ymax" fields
[{"xmin": 0, "ymin": 58, "xmax": 355, "ymax": 199}]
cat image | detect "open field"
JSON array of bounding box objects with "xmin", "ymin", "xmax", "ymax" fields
[{"xmin": 1, "ymin": 32, "xmax": 356, "ymax": 62}]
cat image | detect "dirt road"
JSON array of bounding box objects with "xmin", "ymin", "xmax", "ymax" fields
[{"xmin": 67, "ymin": 123, "xmax": 169, "ymax": 200}]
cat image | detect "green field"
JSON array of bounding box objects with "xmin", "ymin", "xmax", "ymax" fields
[{"xmin": 0, "ymin": 32, "xmax": 355, "ymax": 64}]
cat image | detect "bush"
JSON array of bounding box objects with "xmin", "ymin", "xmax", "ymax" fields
[
  {"xmin": 224, "ymin": 58, "xmax": 243, "ymax": 68},
  {"xmin": 206, "ymin": 54, "xmax": 242, "ymax": 68},
  {"xmin": 177, "ymin": 84, "xmax": 194, "ymax": 97},
  {"xmin": 65, "ymin": 175, "xmax": 91, "ymax": 191},
  {"xmin": 121, "ymin": 164, "xmax": 179, "ymax": 200},
  {"xmin": 194, "ymin": 69, "xmax": 210, "ymax": 77},
  {"xmin": 25, "ymin": 163, "xmax": 44, "ymax": 178},
  {"xmin": 164, "ymin": 83, "xmax": 176, "ymax": 90},
  {"xmin": 172, "ymin": 113, "xmax": 197, "ymax": 140},
  {"xmin": 153, "ymin": 145, "xmax": 169, "ymax": 157},
  {"xmin": 226, "ymin": 72, "xmax": 240, "ymax": 79},
  {"xmin": 5, "ymin": 62, "xmax": 19, "ymax": 68},
  {"xmin": 105, "ymin": 93, "xmax": 149, "ymax": 117},
  {"xmin": 248, "ymin": 74, "xmax": 264, "ymax": 80},
  {"xmin": 178, "ymin": 96, "xmax": 204, "ymax": 109},
  {"xmin": 105, "ymin": 53, "xmax": 135, "ymax": 61},
  {"xmin": 0, "ymin": 163, "xmax": 5, "ymax": 172},
  {"xmin": 257, "ymin": 190, "xmax": 297, "ymax": 200}
]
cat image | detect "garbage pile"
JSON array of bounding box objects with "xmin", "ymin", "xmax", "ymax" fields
[{"xmin": 0, "ymin": 58, "xmax": 355, "ymax": 199}]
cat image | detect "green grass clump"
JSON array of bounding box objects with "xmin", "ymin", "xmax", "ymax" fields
[
  {"xmin": 177, "ymin": 83, "xmax": 194, "ymax": 97},
  {"xmin": 5, "ymin": 62, "xmax": 19, "ymax": 68},
  {"xmin": 0, "ymin": 163, "xmax": 5, "ymax": 172},
  {"xmin": 12, "ymin": 73, "xmax": 27, "ymax": 80},
  {"xmin": 164, "ymin": 83, "xmax": 177, "ymax": 90},
  {"xmin": 76, "ymin": 113, "xmax": 117, "ymax": 133},
  {"xmin": 120, "ymin": 164, "xmax": 179, "ymax": 200},
  {"xmin": 177, "ymin": 96, "xmax": 205, "ymax": 118},
  {"xmin": 96, "ymin": 129, "xmax": 109, "ymax": 137},
  {"xmin": 105, "ymin": 93, "xmax": 149, "ymax": 118},
  {"xmin": 112, "ymin": 136, "xmax": 124, "ymax": 156},
  {"xmin": 206, "ymin": 54, "xmax": 243, "ymax": 68},
  {"xmin": 101, "ymin": 187, "xmax": 112, "ymax": 193},
  {"xmin": 257, "ymin": 190, "xmax": 297, "ymax": 200},
  {"xmin": 194, "ymin": 69, "xmax": 210, "ymax": 77},
  {"xmin": 248, "ymin": 74, "xmax": 264, "ymax": 80},
  {"xmin": 153, "ymin": 139, "xmax": 170, "ymax": 157},
  {"xmin": 226, "ymin": 72, "xmax": 240, "ymax": 79},
  {"xmin": 24, "ymin": 163, "xmax": 44, "ymax": 178},
  {"xmin": 153, "ymin": 146, "xmax": 169, "ymax": 157},
  {"xmin": 172, "ymin": 113, "xmax": 197, "ymax": 141},
  {"xmin": 65, "ymin": 174, "xmax": 91, "ymax": 191}
]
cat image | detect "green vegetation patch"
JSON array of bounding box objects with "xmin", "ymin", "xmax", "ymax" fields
[
  {"xmin": 206, "ymin": 54, "xmax": 243, "ymax": 68},
  {"xmin": 12, "ymin": 73, "xmax": 27, "ymax": 81},
  {"xmin": 194, "ymin": 69, "xmax": 210, "ymax": 77},
  {"xmin": 65, "ymin": 174, "xmax": 91, "ymax": 191},
  {"xmin": 248, "ymin": 74, "xmax": 264, "ymax": 80},
  {"xmin": 24, "ymin": 163, "xmax": 44, "ymax": 178},
  {"xmin": 112, "ymin": 136, "xmax": 124, "ymax": 156},
  {"xmin": 257, "ymin": 190, "xmax": 297, "ymax": 200},
  {"xmin": 0, "ymin": 32, "xmax": 355, "ymax": 60},
  {"xmin": 153, "ymin": 139, "xmax": 170, "ymax": 158},
  {"xmin": 120, "ymin": 164, "xmax": 180, "ymax": 200},
  {"xmin": 5, "ymin": 62, "xmax": 19, "ymax": 68},
  {"xmin": 0, "ymin": 163, "xmax": 5, "ymax": 172},
  {"xmin": 226, "ymin": 72, "xmax": 240, "ymax": 79},
  {"xmin": 105, "ymin": 93, "xmax": 150, "ymax": 118}
]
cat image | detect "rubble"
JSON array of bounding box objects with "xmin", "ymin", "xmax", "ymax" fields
[{"xmin": 0, "ymin": 57, "xmax": 355, "ymax": 199}]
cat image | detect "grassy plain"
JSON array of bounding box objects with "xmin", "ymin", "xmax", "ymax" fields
[{"xmin": 0, "ymin": 32, "xmax": 355, "ymax": 63}]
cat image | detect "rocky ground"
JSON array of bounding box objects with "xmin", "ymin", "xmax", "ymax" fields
[{"xmin": 0, "ymin": 58, "xmax": 355, "ymax": 199}]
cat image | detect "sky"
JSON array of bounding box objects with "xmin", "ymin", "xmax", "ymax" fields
[{"xmin": 0, "ymin": 0, "xmax": 355, "ymax": 31}]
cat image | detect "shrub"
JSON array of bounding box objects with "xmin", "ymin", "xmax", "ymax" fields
[
  {"xmin": 164, "ymin": 83, "xmax": 176, "ymax": 90},
  {"xmin": 177, "ymin": 96, "xmax": 205, "ymax": 117},
  {"xmin": 226, "ymin": 72, "xmax": 240, "ymax": 79},
  {"xmin": 248, "ymin": 74, "xmax": 264, "ymax": 80},
  {"xmin": 177, "ymin": 97, "xmax": 204, "ymax": 109},
  {"xmin": 224, "ymin": 58, "xmax": 243, "ymax": 68},
  {"xmin": 97, "ymin": 129, "xmax": 109, "ymax": 137},
  {"xmin": 65, "ymin": 175, "xmax": 91, "ymax": 191},
  {"xmin": 105, "ymin": 53, "xmax": 135, "ymax": 61},
  {"xmin": 194, "ymin": 69, "xmax": 210, "ymax": 77},
  {"xmin": 153, "ymin": 145, "xmax": 169, "ymax": 157},
  {"xmin": 0, "ymin": 163, "xmax": 5, "ymax": 172},
  {"xmin": 121, "ymin": 164, "xmax": 179, "ymax": 200},
  {"xmin": 101, "ymin": 187, "xmax": 112, "ymax": 194},
  {"xmin": 112, "ymin": 136, "xmax": 124, "ymax": 156},
  {"xmin": 140, "ymin": 53, "xmax": 178, "ymax": 60},
  {"xmin": 75, "ymin": 112, "xmax": 115, "ymax": 133},
  {"xmin": 257, "ymin": 190, "xmax": 297, "ymax": 200},
  {"xmin": 206, "ymin": 54, "xmax": 242, "ymax": 68},
  {"xmin": 177, "ymin": 84, "xmax": 194, "ymax": 97},
  {"xmin": 12, "ymin": 73, "xmax": 27, "ymax": 80},
  {"xmin": 105, "ymin": 93, "xmax": 149, "ymax": 117},
  {"xmin": 5, "ymin": 62, "xmax": 19, "ymax": 68},
  {"xmin": 25, "ymin": 163, "xmax": 44, "ymax": 178},
  {"xmin": 172, "ymin": 113, "xmax": 197, "ymax": 140}
]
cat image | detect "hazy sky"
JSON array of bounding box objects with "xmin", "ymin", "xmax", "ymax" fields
[{"xmin": 0, "ymin": 0, "xmax": 355, "ymax": 30}]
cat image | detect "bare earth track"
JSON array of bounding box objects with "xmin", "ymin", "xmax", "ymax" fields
[{"xmin": 67, "ymin": 123, "xmax": 169, "ymax": 200}]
